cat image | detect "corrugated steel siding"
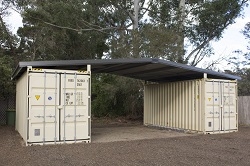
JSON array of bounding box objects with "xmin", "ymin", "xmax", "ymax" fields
[
  {"xmin": 144, "ymin": 79, "xmax": 238, "ymax": 133},
  {"xmin": 16, "ymin": 71, "xmax": 28, "ymax": 141},
  {"xmin": 144, "ymin": 79, "xmax": 204, "ymax": 132}
]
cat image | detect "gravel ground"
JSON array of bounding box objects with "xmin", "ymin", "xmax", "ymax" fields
[{"xmin": 1, "ymin": 125, "xmax": 250, "ymax": 166}]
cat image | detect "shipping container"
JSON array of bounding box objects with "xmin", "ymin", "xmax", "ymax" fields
[
  {"xmin": 16, "ymin": 66, "xmax": 91, "ymax": 145},
  {"xmin": 144, "ymin": 78, "xmax": 238, "ymax": 134}
]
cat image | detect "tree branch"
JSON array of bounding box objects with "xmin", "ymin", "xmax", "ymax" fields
[
  {"xmin": 0, "ymin": 15, "xmax": 15, "ymax": 53},
  {"xmin": 185, "ymin": 37, "xmax": 213, "ymax": 62}
]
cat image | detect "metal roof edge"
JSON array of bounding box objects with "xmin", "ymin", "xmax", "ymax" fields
[
  {"xmin": 11, "ymin": 58, "xmax": 154, "ymax": 80},
  {"xmin": 11, "ymin": 62, "xmax": 24, "ymax": 80},
  {"xmin": 155, "ymin": 59, "xmax": 241, "ymax": 80},
  {"xmin": 16, "ymin": 58, "xmax": 153, "ymax": 67}
]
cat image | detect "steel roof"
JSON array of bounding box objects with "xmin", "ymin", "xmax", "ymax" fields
[{"xmin": 11, "ymin": 58, "xmax": 241, "ymax": 82}]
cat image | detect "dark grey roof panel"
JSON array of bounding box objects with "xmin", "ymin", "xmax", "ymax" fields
[{"xmin": 11, "ymin": 58, "xmax": 241, "ymax": 82}]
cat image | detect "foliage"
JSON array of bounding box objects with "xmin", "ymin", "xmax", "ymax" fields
[
  {"xmin": 237, "ymin": 68, "xmax": 250, "ymax": 96},
  {"xmin": 13, "ymin": 0, "xmax": 247, "ymax": 62},
  {"xmin": 149, "ymin": 0, "xmax": 247, "ymax": 65},
  {"xmin": 225, "ymin": 68, "xmax": 250, "ymax": 96},
  {"xmin": 16, "ymin": 0, "xmax": 109, "ymax": 60},
  {"xmin": 0, "ymin": 1, "xmax": 17, "ymax": 99},
  {"xmin": 243, "ymin": 22, "xmax": 250, "ymax": 60},
  {"xmin": 0, "ymin": 56, "xmax": 15, "ymax": 99},
  {"xmin": 92, "ymin": 74, "xmax": 144, "ymax": 118}
]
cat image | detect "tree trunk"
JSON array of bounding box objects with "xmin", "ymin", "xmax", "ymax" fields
[
  {"xmin": 177, "ymin": 0, "xmax": 185, "ymax": 63},
  {"xmin": 133, "ymin": 0, "xmax": 140, "ymax": 30},
  {"xmin": 132, "ymin": 0, "xmax": 140, "ymax": 58}
]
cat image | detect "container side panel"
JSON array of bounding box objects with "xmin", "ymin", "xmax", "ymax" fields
[
  {"xmin": 61, "ymin": 74, "xmax": 90, "ymax": 141},
  {"xmin": 174, "ymin": 83, "xmax": 178, "ymax": 128},
  {"xmin": 184, "ymin": 82, "xmax": 188, "ymax": 129},
  {"xmin": 156, "ymin": 86, "xmax": 159, "ymax": 126},
  {"xmin": 16, "ymin": 72, "xmax": 28, "ymax": 141},
  {"xmin": 144, "ymin": 79, "xmax": 204, "ymax": 132},
  {"xmin": 198, "ymin": 80, "xmax": 203, "ymax": 131},
  {"xmin": 165, "ymin": 84, "xmax": 171, "ymax": 127},
  {"xmin": 188, "ymin": 82, "xmax": 192, "ymax": 130},
  {"xmin": 28, "ymin": 73, "xmax": 60, "ymax": 142},
  {"xmin": 143, "ymin": 86, "xmax": 147, "ymax": 125}
]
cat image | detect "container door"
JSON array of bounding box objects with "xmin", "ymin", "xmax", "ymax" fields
[
  {"xmin": 28, "ymin": 72, "xmax": 60, "ymax": 143},
  {"xmin": 205, "ymin": 81, "xmax": 221, "ymax": 132},
  {"xmin": 221, "ymin": 82, "xmax": 237, "ymax": 130},
  {"xmin": 60, "ymin": 73, "xmax": 90, "ymax": 141},
  {"xmin": 205, "ymin": 80, "xmax": 237, "ymax": 132}
]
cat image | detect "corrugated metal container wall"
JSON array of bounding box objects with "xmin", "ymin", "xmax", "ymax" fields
[
  {"xmin": 16, "ymin": 67, "xmax": 91, "ymax": 146},
  {"xmin": 144, "ymin": 79, "xmax": 238, "ymax": 134},
  {"xmin": 16, "ymin": 72, "xmax": 28, "ymax": 141}
]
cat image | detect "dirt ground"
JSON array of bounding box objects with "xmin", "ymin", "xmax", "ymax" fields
[
  {"xmin": 91, "ymin": 118, "xmax": 190, "ymax": 142},
  {"xmin": 1, "ymin": 121, "xmax": 250, "ymax": 166}
]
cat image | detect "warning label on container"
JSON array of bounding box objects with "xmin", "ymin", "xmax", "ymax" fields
[
  {"xmin": 35, "ymin": 95, "xmax": 40, "ymax": 100},
  {"xmin": 208, "ymin": 98, "xmax": 211, "ymax": 101}
]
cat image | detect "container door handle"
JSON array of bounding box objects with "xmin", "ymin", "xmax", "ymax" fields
[
  {"xmin": 34, "ymin": 115, "xmax": 44, "ymax": 118},
  {"xmin": 46, "ymin": 115, "xmax": 55, "ymax": 118}
]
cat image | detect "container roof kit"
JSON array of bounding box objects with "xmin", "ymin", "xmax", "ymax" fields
[
  {"xmin": 12, "ymin": 58, "xmax": 240, "ymax": 146},
  {"xmin": 12, "ymin": 58, "xmax": 240, "ymax": 81}
]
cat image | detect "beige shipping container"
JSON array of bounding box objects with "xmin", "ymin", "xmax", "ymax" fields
[
  {"xmin": 144, "ymin": 78, "xmax": 238, "ymax": 134},
  {"xmin": 16, "ymin": 66, "xmax": 91, "ymax": 145}
]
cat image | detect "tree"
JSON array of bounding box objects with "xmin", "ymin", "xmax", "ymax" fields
[
  {"xmin": 15, "ymin": 0, "xmax": 109, "ymax": 60},
  {"xmin": 14, "ymin": 0, "xmax": 247, "ymax": 64},
  {"xmin": 238, "ymin": 68, "xmax": 250, "ymax": 96},
  {"xmin": 92, "ymin": 74, "xmax": 144, "ymax": 118},
  {"xmin": 243, "ymin": 22, "xmax": 250, "ymax": 60},
  {"xmin": 0, "ymin": 1, "xmax": 17, "ymax": 99},
  {"xmin": 149, "ymin": 0, "xmax": 247, "ymax": 65}
]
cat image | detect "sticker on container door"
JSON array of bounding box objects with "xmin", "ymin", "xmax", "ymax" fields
[
  {"xmin": 208, "ymin": 97, "xmax": 211, "ymax": 101},
  {"xmin": 65, "ymin": 92, "xmax": 74, "ymax": 105},
  {"xmin": 35, "ymin": 95, "xmax": 40, "ymax": 100},
  {"xmin": 76, "ymin": 92, "xmax": 84, "ymax": 105},
  {"xmin": 34, "ymin": 129, "xmax": 40, "ymax": 136},
  {"xmin": 223, "ymin": 96, "xmax": 233, "ymax": 105}
]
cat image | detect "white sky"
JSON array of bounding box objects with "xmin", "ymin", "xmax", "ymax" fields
[
  {"xmin": 204, "ymin": 4, "xmax": 250, "ymax": 70},
  {"xmin": 3, "ymin": 9, "xmax": 22, "ymax": 33},
  {"xmin": 3, "ymin": 4, "xmax": 250, "ymax": 71}
]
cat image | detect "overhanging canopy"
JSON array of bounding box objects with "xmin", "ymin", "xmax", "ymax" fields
[{"xmin": 12, "ymin": 58, "xmax": 241, "ymax": 82}]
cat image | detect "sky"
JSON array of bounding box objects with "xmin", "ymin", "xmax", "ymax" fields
[
  {"xmin": 206, "ymin": 5, "xmax": 250, "ymax": 70},
  {"xmin": 3, "ymin": 3, "xmax": 250, "ymax": 71}
]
